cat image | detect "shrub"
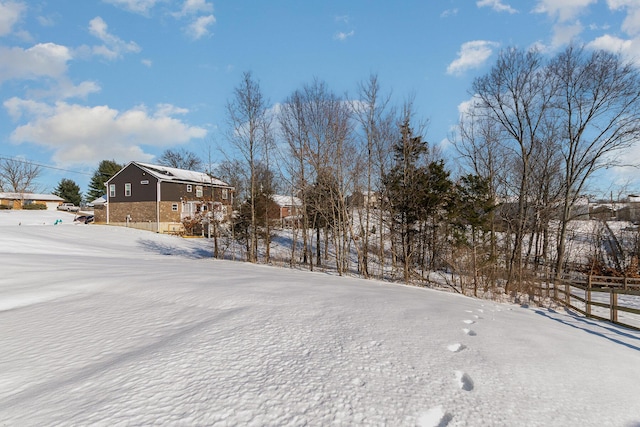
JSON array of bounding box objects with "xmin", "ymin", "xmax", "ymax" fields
[
  {"xmin": 0, "ymin": 204, "xmax": 12, "ymax": 210},
  {"xmin": 22, "ymin": 203, "xmax": 47, "ymax": 210}
]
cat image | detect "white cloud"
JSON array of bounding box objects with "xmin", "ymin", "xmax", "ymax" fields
[
  {"xmin": 0, "ymin": 42, "xmax": 100, "ymax": 100},
  {"xmin": 533, "ymin": 0, "xmax": 596, "ymax": 22},
  {"xmin": 440, "ymin": 9, "xmax": 459, "ymax": 18},
  {"xmin": 447, "ymin": 40, "xmax": 499, "ymax": 76},
  {"xmin": 334, "ymin": 30, "xmax": 355, "ymax": 42},
  {"xmin": 587, "ymin": 34, "xmax": 640, "ymax": 65},
  {"xmin": 0, "ymin": 43, "xmax": 71, "ymax": 83},
  {"xmin": 606, "ymin": 0, "xmax": 640, "ymax": 36},
  {"xmin": 551, "ymin": 22, "xmax": 584, "ymax": 47},
  {"xmin": 4, "ymin": 99, "xmax": 207, "ymax": 166},
  {"xmin": 36, "ymin": 15, "xmax": 57, "ymax": 27},
  {"xmin": 88, "ymin": 17, "xmax": 141, "ymax": 59},
  {"xmin": 4, "ymin": 97, "xmax": 52, "ymax": 120},
  {"xmin": 36, "ymin": 80, "xmax": 102, "ymax": 100},
  {"xmin": 141, "ymin": 58, "xmax": 153, "ymax": 67},
  {"xmin": 186, "ymin": 14, "xmax": 215, "ymax": 40},
  {"xmin": 171, "ymin": 0, "xmax": 215, "ymax": 39},
  {"xmin": 102, "ymin": 0, "xmax": 161, "ymax": 15},
  {"xmin": 0, "ymin": 1, "xmax": 26, "ymax": 36},
  {"xmin": 174, "ymin": 0, "xmax": 213, "ymax": 17},
  {"xmin": 457, "ymin": 97, "xmax": 477, "ymax": 117},
  {"xmin": 623, "ymin": 8, "xmax": 640, "ymax": 36},
  {"xmin": 477, "ymin": 0, "xmax": 517, "ymax": 14},
  {"xmin": 588, "ymin": 34, "xmax": 630, "ymax": 51}
]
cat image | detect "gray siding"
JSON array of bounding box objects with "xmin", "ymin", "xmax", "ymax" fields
[{"xmin": 109, "ymin": 164, "xmax": 158, "ymax": 202}]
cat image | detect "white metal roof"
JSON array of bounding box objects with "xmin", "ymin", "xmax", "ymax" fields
[
  {"xmin": 272, "ymin": 194, "xmax": 302, "ymax": 207},
  {"xmin": 0, "ymin": 192, "xmax": 64, "ymax": 202},
  {"xmin": 134, "ymin": 162, "xmax": 231, "ymax": 187}
]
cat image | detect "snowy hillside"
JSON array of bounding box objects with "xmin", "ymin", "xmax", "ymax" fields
[{"xmin": 1, "ymin": 211, "xmax": 640, "ymax": 426}]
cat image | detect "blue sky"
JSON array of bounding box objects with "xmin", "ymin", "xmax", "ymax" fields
[{"xmin": 1, "ymin": 0, "xmax": 640, "ymax": 196}]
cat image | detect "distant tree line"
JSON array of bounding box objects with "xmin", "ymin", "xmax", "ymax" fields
[{"xmin": 213, "ymin": 44, "xmax": 640, "ymax": 298}]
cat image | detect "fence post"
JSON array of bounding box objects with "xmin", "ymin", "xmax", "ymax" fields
[
  {"xmin": 610, "ymin": 289, "xmax": 618, "ymax": 323},
  {"xmin": 586, "ymin": 275, "xmax": 592, "ymax": 317},
  {"xmin": 565, "ymin": 277, "xmax": 570, "ymax": 307}
]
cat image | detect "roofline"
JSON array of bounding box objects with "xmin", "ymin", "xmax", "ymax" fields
[
  {"xmin": 106, "ymin": 161, "xmax": 234, "ymax": 189},
  {"xmin": 105, "ymin": 161, "xmax": 137, "ymax": 186}
]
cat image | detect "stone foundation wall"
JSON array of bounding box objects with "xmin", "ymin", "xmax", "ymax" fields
[
  {"xmin": 108, "ymin": 201, "xmax": 157, "ymax": 223},
  {"xmin": 95, "ymin": 201, "xmax": 185, "ymax": 234},
  {"xmin": 93, "ymin": 205, "xmax": 106, "ymax": 223}
]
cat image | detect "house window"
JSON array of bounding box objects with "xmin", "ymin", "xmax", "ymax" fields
[
  {"xmin": 125, "ymin": 183, "xmax": 131, "ymax": 197},
  {"xmin": 109, "ymin": 184, "xmax": 116, "ymax": 198},
  {"xmin": 196, "ymin": 185, "xmax": 203, "ymax": 198},
  {"xmin": 222, "ymin": 188, "xmax": 228, "ymax": 200},
  {"xmin": 172, "ymin": 203, "xmax": 178, "ymax": 211},
  {"xmin": 186, "ymin": 184, "xmax": 192, "ymax": 193}
]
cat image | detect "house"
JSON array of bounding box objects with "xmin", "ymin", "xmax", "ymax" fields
[
  {"xmin": 0, "ymin": 192, "xmax": 64, "ymax": 210},
  {"xmin": 88, "ymin": 196, "xmax": 106, "ymax": 207},
  {"xmin": 97, "ymin": 161, "xmax": 234, "ymax": 234},
  {"xmin": 271, "ymin": 194, "xmax": 302, "ymax": 228}
]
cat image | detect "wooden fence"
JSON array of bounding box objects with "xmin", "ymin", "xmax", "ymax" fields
[{"xmin": 552, "ymin": 274, "xmax": 640, "ymax": 331}]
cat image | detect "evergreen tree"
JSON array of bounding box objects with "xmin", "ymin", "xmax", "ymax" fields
[
  {"xmin": 451, "ymin": 174, "xmax": 496, "ymax": 296},
  {"xmin": 453, "ymin": 174, "xmax": 494, "ymax": 238},
  {"xmin": 86, "ymin": 160, "xmax": 123, "ymax": 201},
  {"xmin": 53, "ymin": 178, "xmax": 82, "ymax": 206},
  {"xmin": 420, "ymin": 159, "xmax": 455, "ymax": 271},
  {"xmin": 382, "ymin": 119, "xmax": 430, "ymax": 281}
]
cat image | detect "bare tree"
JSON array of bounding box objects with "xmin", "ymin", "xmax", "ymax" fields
[
  {"xmin": 278, "ymin": 79, "xmax": 357, "ymax": 274},
  {"xmin": 279, "ymin": 89, "xmax": 312, "ymax": 268},
  {"xmin": 353, "ymin": 74, "xmax": 396, "ymax": 278},
  {"xmin": 472, "ymin": 47, "xmax": 556, "ymax": 292},
  {"xmin": 0, "ymin": 158, "xmax": 42, "ymax": 193},
  {"xmin": 549, "ymin": 45, "xmax": 640, "ymax": 278},
  {"xmin": 157, "ymin": 148, "xmax": 203, "ymax": 171},
  {"xmin": 226, "ymin": 71, "xmax": 272, "ymax": 263}
]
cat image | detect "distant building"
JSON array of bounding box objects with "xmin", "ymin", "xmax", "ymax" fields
[
  {"xmin": 271, "ymin": 194, "xmax": 303, "ymax": 228},
  {"xmin": 0, "ymin": 192, "xmax": 64, "ymax": 210}
]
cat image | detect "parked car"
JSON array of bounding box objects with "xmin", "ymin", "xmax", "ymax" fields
[
  {"xmin": 57, "ymin": 203, "xmax": 80, "ymax": 212},
  {"xmin": 74, "ymin": 215, "xmax": 94, "ymax": 224}
]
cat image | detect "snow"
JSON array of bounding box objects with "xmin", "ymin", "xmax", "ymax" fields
[
  {"xmin": 134, "ymin": 161, "xmax": 230, "ymax": 187},
  {"xmin": 2, "ymin": 210, "xmax": 640, "ymax": 426}
]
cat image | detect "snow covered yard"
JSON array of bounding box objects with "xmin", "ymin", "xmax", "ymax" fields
[{"xmin": 1, "ymin": 211, "xmax": 640, "ymax": 426}]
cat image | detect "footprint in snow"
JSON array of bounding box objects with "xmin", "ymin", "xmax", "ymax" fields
[
  {"xmin": 455, "ymin": 371, "xmax": 474, "ymax": 392},
  {"xmin": 417, "ymin": 405, "xmax": 453, "ymax": 427},
  {"xmin": 447, "ymin": 343, "xmax": 466, "ymax": 353},
  {"xmin": 462, "ymin": 328, "xmax": 477, "ymax": 336},
  {"xmin": 462, "ymin": 319, "xmax": 475, "ymax": 325}
]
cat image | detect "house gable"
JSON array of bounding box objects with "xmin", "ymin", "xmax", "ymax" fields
[{"xmin": 107, "ymin": 163, "xmax": 159, "ymax": 203}]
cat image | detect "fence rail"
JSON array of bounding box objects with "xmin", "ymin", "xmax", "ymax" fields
[{"xmin": 551, "ymin": 274, "xmax": 640, "ymax": 331}]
